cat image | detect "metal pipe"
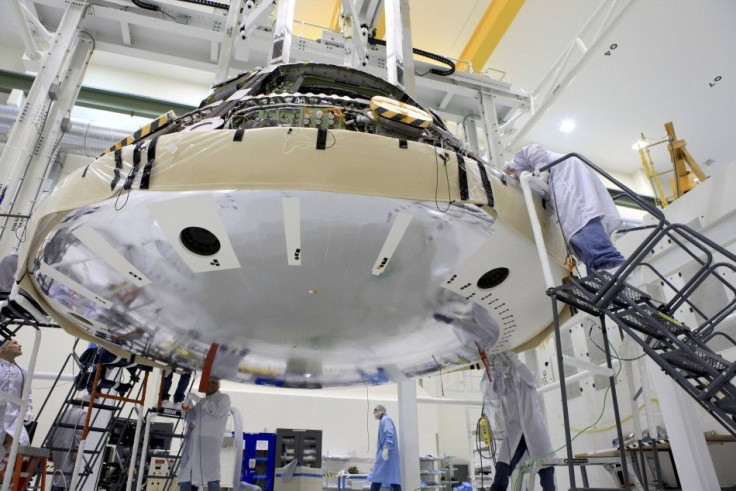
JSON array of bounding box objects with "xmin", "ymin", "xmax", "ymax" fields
[
  {"xmin": 519, "ymin": 171, "xmax": 556, "ymax": 289},
  {"xmin": 0, "ymin": 104, "xmax": 130, "ymax": 158}
]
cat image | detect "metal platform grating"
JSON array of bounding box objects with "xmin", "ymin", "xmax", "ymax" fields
[{"xmin": 618, "ymin": 304, "xmax": 689, "ymax": 340}]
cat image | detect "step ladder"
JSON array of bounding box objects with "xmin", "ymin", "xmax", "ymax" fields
[
  {"xmin": 518, "ymin": 152, "xmax": 736, "ymax": 489},
  {"xmin": 37, "ymin": 347, "xmax": 151, "ymax": 490},
  {"xmin": 0, "ymin": 446, "xmax": 49, "ymax": 491}
]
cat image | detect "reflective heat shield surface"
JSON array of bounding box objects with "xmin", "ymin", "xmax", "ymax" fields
[{"xmin": 32, "ymin": 190, "xmax": 500, "ymax": 386}]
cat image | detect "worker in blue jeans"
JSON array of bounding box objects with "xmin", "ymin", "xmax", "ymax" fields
[
  {"xmin": 506, "ymin": 144, "xmax": 625, "ymax": 273},
  {"xmin": 161, "ymin": 369, "xmax": 193, "ymax": 409}
]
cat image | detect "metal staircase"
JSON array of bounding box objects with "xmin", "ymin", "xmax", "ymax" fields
[
  {"xmin": 518, "ymin": 153, "xmax": 736, "ymax": 489},
  {"xmin": 35, "ymin": 344, "xmax": 152, "ymax": 490},
  {"xmin": 544, "ymin": 155, "xmax": 736, "ymax": 436}
]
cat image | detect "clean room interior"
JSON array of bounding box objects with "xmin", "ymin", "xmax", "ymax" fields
[{"xmin": 0, "ymin": 1, "xmax": 735, "ymax": 490}]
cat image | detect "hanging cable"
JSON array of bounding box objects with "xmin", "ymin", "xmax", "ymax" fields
[
  {"xmin": 177, "ymin": 0, "xmax": 229, "ymax": 10},
  {"xmin": 367, "ymin": 37, "xmax": 456, "ymax": 76}
]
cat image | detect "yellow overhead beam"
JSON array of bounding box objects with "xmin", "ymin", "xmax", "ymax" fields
[
  {"xmin": 375, "ymin": 10, "xmax": 386, "ymax": 40},
  {"xmin": 329, "ymin": 0, "xmax": 341, "ymax": 32},
  {"xmin": 459, "ymin": 0, "xmax": 525, "ymax": 72}
]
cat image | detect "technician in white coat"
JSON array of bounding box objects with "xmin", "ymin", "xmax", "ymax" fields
[
  {"xmin": 178, "ymin": 377, "xmax": 231, "ymax": 491},
  {"xmin": 0, "ymin": 339, "xmax": 33, "ymax": 472},
  {"xmin": 506, "ymin": 144, "xmax": 624, "ymax": 273},
  {"xmin": 481, "ymin": 353, "xmax": 554, "ymax": 490},
  {"xmin": 49, "ymin": 407, "xmax": 86, "ymax": 490}
]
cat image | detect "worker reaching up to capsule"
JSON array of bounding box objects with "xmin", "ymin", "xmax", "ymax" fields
[
  {"xmin": 505, "ymin": 144, "xmax": 625, "ymax": 274},
  {"xmin": 178, "ymin": 376, "xmax": 231, "ymax": 491}
]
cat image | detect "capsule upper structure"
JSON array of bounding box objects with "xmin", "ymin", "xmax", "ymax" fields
[{"xmin": 19, "ymin": 63, "xmax": 568, "ymax": 388}]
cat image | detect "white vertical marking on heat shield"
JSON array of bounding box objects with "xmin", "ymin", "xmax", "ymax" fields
[
  {"xmin": 147, "ymin": 194, "xmax": 241, "ymax": 273},
  {"xmin": 372, "ymin": 212, "xmax": 412, "ymax": 276},
  {"xmin": 73, "ymin": 225, "xmax": 152, "ymax": 286},
  {"xmin": 283, "ymin": 197, "xmax": 301, "ymax": 265},
  {"xmin": 39, "ymin": 262, "xmax": 112, "ymax": 309}
]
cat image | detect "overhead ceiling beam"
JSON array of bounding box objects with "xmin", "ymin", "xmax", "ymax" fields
[
  {"xmin": 459, "ymin": 0, "xmax": 525, "ymax": 72},
  {"xmin": 374, "ymin": 10, "xmax": 386, "ymax": 39}
]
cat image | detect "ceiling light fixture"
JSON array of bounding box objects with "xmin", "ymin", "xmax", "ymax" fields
[
  {"xmin": 559, "ymin": 119, "xmax": 575, "ymax": 133},
  {"xmin": 631, "ymin": 141, "xmax": 647, "ymax": 150}
]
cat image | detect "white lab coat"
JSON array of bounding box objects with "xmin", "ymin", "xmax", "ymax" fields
[
  {"xmin": 0, "ymin": 359, "xmax": 32, "ymax": 458},
  {"xmin": 50, "ymin": 407, "xmax": 86, "ymax": 488},
  {"xmin": 179, "ymin": 391, "xmax": 231, "ymax": 486},
  {"xmin": 511, "ymin": 144, "xmax": 621, "ymax": 240},
  {"xmin": 480, "ymin": 357, "xmax": 553, "ymax": 466}
]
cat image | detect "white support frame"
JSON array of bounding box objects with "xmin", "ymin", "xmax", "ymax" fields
[
  {"xmin": 268, "ymin": 0, "xmax": 296, "ymax": 65},
  {"xmin": 0, "ymin": 31, "xmax": 94, "ymax": 256},
  {"xmin": 340, "ymin": 0, "xmax": 369, "ymax": 68},
  {"xmin": 398, "ymin": 380, "xmax": 420, "ymax": 491},
  {"xmin": 479, "ymin": 91, "xmax": 505, "ymax": 167},
  {"xmin": 214, "ymin": 0, "xmax": 246, "ymax": 85},
  {"xmin": 8, "ymin": 0, "xmax": 49, "ymax": 62},
  {"xmin": 0, "ymin": 1, "xmax": 88, "ymax": 254},
  {"xmin": 383, "ymin": 0, "xmax": 415, "ymax": 98},
  {"xmin": 239, "ymin": 0, "xmax": 276, "ymax": 62}
]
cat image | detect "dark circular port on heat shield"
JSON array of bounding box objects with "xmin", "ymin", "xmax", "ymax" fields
[
  {"xmin": 180, "ymin": 226, "xmax": 221, "ymax": 256},
  {"xmin": 477, "ymin": 267, "xmax": 509, "ymax": 289}
]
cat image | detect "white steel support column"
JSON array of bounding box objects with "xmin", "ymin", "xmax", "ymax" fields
[
  {"xmin": 268, "ymin": 0, "xmax": 295, "ymax": 65},
  {"xmin": 214, "ymin": 0, "xmax": 245, "ymax": 84},
  {"xmin": 398, "ymin": 380, "xmax": 420, "ymax": 491},
  {"xmin": 8, "ymin": 0, "xmax": 45, "ymax": 61},
  {"xmin": 567, "ymin": 320, "xmax": 606, "ymax": 429},
  {"xmin": 646, "ymin": 272, "xmax": 719, "ymax": 489},
  {"xmin": 341, "ymin": 0, "xmax": 368, "ymax": 68},
  {"xmin": 0, "ymin": 32, "xmax": 94, "ymax": 255},
  {"xmin": 0, "ymin": 1, "xmax": 88, "ymax": 253},
  {"xmin": 479, "ymin": 91, "xmax": 505, "ymax": 167},
  {"xmin": 462, "ymin": 115, "xmax": 480, "ymax": 156},
  {"xmin": 383, "ymin": 0, "xmax": 415, "ymax": 98},
  {"xmin": 648, "ymin": 359, "xmax": 719, "ymax": 490}
]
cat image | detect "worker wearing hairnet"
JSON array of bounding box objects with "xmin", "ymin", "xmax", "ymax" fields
[
  {"xmin": 367, "ymin": 405, "xmax": 401, "ymax": 491},
  {"xmin": 481, "ymin": 353, "xmax": 555, "ymax": 490},
  {"xmin": 0, "ymin": 339, "xmax": 33, "ymax": 469},
  {"xmin": 178, "ymin": 377, "xmax": 231, "ymax": 491},
  {"xmin": 506, "ymin": 144, "xmax": 624, "ymax": 273}
]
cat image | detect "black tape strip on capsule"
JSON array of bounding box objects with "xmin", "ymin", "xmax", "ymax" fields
[
  {"xmin": 111, "ymin": 150, "xmax": 123, "ymax": 190},
  {"xmin": 456, "ymin": 154, "xmax": 469, "ymax": 201},
  {"xmin": 124, "ymin": 143, "xmax": 143, "ymax": 190},
  {"xmin": 476, "ymin": 160, "xmax": 494, "ymax": 206},
  {"xmin": 316, "ymin": 128, "xmax": 327, "ymax": 150},
  {"xmin": 140, "ymin": 136, "xmax": 159, "ymax": 190}
]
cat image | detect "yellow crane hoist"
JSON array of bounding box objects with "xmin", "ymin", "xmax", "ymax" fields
[{"xmin": 636, "ymin": 121, "xmax": 706, "ymax": 207}]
